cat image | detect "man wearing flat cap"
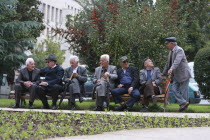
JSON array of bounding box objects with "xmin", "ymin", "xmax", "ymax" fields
[
  {"xmin": 93, "ymin": 54, "xmax": 118, "ymax": 111},
  {"xmin": 139, "ymin": 58, "xmax": 162, "ymax": 112},
  {"xmin": 111, "ymin": 56, "xmax": 140, "ymax": 111},
  {"xmin": 36, "ymin": 54, "xmax": 64, "ymax": 110},
  {"xmin": 163, "ymin": 37, "xmax": 191, "ymax": 112}
]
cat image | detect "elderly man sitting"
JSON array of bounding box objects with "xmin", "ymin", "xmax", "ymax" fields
[
  {"xmin": 111, "ymin": 56, "xmax": 140, "ymax": 111},
  {"xmin": 12, "ymin": 58, "xmax": 40, "ymax": 109},
  {"xmin": 139, "ymin": 58, "xmax": 162, "ymax": 112},
  {"xmin": 36, "ymin": 55, "xmax": 64, "ymax": 110},
  {"xmin": 93, "ymin": 54, "xmax": 118, "ymax": 111},
  {"xmin": 63, "ymin": 55, "xmax": 87, "ymax": 110}
]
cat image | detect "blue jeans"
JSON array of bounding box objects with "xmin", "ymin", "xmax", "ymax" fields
[{"xmin": 111, "ymin": 88, "xmax": 140, "ymax": 107}]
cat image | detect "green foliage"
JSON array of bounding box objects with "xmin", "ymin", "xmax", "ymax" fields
[
  {"xmin": 31, "ymin": 37, "xmax": 65, "ymax": 69},
  {"xmin": 194, "ymin": 47, "xmax": 210, "ymax": 99},
  {"xmin": 0, "ymin": 110, "xmax": 210, "ymax": 139},
  {"xmin": 161, "ymin": 0, "xmax": 210, "ymax": 61},
  {"xmin": 55, "ymin": 0, "xmax": 188, "ymax": 71},
  {"xmin": 0, "ymin": 0, "xmax": 44, "ymax": 83}
]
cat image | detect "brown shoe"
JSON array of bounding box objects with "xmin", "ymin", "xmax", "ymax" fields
[{"xmin": 178, "ymin": 102, "xmax": 189, "ymax": 112}]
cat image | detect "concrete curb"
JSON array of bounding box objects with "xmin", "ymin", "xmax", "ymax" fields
[{"xmin": 1, "ymin": 107, "xmax": 210, "ymax": 118}]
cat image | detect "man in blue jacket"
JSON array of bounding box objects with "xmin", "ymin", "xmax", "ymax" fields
[
  {"xmin": 111, "ymin": 56, "xmax": 140, "ymax": 111},
  {"xmin": 36, "ymin": 55, "xmax": 64, "ymax": 110}
]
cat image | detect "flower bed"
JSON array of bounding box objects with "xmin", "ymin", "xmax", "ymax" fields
[{"xmin": 0, "ymin": 111, "xmax": 210, "ymax": 140}]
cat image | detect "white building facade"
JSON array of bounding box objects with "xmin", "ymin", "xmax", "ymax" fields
[{"xmin": 37, "ymin": 0, "xmax": 81, "ymax": 68}]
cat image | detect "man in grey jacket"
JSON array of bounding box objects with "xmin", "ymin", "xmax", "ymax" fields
[
  {"xmin": 12, "ymin": 58, "xmax": 40, "ymax": 109},
  {"xmin": 93, "ymin": 54, "xmax": 118, "ymax": 111},
  {"xmin": 63, "ymin": 55, "xmax": 87, "ymax": 110},
  {"xmin": 163, "ymin": 37, "xmax": 191, "ymax": 112},
  {"xmin": 140, "ymin": 58, "xmax": 162, "ymax": 112}
]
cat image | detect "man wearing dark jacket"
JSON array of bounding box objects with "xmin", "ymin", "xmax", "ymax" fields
[
  {"xmin": 36, "ymin": 55, "xmax": 64, "ymax": 110},
  {"xmin": 111, "ymin": 56, "xmax": 140, "ymax": 111},
  {"xmin": 12, "ymin": 58, "xmax": 40, "ymax": 109}
]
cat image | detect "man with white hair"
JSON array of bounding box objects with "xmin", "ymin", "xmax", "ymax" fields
[
  {"xmin": 63, "ymin": 55, "xmax": 87, "ymax": 110},
  {"xmin": 93, "ymin": 54, "xmax": 118, "ymax": 111},
  {"xmin": 163, "ymin": 37, "xmax": 191, "ymax": 112},
  {"xmin": 12, "ymin": 58, "xmax": 40, "ymax": 109}
]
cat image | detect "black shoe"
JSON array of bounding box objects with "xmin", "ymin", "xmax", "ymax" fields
[
  {"xmin": 29, "ymin": 101, "xmax": 34, "ymax": 109},
  {"xmin": 93, "ymin": 106, "xmax": 103, "ymax": 111},
  {"xmin": 52, "ymin": 105, "xmax": 57, "ymax": 110},
  {"xmin": 12, "ymin": 104, "xmax": 20, "ymax": 108},
  {"xmin": 79, "ymin": 97, "xmax": 84, "ymax": 103},
  {"xmin": 178, "ymin": 102, "xmax": 189, "ymax": 112},
  {"xmin": 71, "ymin": 105, "xmax": 76, "ymax": 110},
  {"xmin": 29, "ymin": 105, "xmax": 34, "ymax": 109},
  {"xmin": 140, "ymin": 107, "xmax": 149, "ymax": 112},
  {"xmin": 114, "ymin": 104, "xmax": 127, "ymax": 111}
]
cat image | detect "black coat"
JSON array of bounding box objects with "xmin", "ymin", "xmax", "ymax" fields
[
  {"xmin": 116, "ymin": 66, "xmax": 140, "ymax": 89},
  {"xmin": 40, "ymin": 65, "xmax": 64, "ymax": 87}
]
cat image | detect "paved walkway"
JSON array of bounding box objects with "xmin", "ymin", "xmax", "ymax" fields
[
  {"xmin": 1, "ymin": 107, "xmax": 210, "ymax": 118},
  {"xmin": 46, "ymin": 127, "xmax": 210, "ymax": 140}
]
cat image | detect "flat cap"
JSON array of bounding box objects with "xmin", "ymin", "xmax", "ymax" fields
[
  {"xmin": 165, "ymin": 37, "xmax": 177, "ymax": 44},
  {"xmin": 120, "ymin": 56, "xmax": 128, "ymax": 62},
  {"xmin": 45, "ymin": 54, "xmax": 57, "ymax": 61}
]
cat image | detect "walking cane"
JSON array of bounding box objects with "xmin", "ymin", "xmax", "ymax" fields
[{"xmin": 58, "ymin": 73, "xmax": 74, "ymax": 107}]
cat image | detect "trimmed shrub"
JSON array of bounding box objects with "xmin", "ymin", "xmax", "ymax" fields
[{"xmin": 194, "ymin": 47, "xmax": 210, "ymax": 99}]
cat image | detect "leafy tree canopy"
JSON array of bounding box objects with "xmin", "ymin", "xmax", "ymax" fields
[
  {"xmin": 0, "ymin": 0, "xmax": 44, "ymax": 83},
  {"xmin": 31, "ymin": 37, "xmax": 65, "ymax": 69}
]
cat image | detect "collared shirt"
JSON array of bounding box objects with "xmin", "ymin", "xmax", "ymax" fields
[
  {"xmin": 73, "ymin": 66, "xmax": 78, "ymax": 73},
  {"xmin": 147, "ymin": 70, "xmax": 152, "ymax": 81},
  {"xmin": 100, "ymin": 68, "xmax": 107, "ymax": 78},
  {"xmin": 120, "ymin": 69, "xmax": 133, "ymax": 88},
  {"xmin": 51, "ymin": 64, "xmax": 57, "ymax": 69},
  {"xmin": 122, "ymin": 68, "xmax": 126, "ymax": 73},
  {"xmin": 28, "ymin": 70, "xmax": 33, "ymax": 81}
]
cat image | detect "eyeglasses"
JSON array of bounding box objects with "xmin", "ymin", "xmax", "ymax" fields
[{"xmin": 123, "ymin": 61, "xmax": 128, "ymax": 63}]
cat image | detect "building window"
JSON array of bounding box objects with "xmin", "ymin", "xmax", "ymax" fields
[
  {"xmin": 51, "ymin": 7, "xmax": 54, "ymax": 22},
  {"xmin": 56, "ymin": 8, "xmax": 58, "ymax": 24},
  {"xmin": 42, "ymin": 3, "xmax": 46, "ymax": 20},
  {"xmin": 47, "ymin": 5, "xmax": 50, "ymax": 23},
  {"xmin": 59, "ymin": 10, "xmax": 62, "ymax": 24}
]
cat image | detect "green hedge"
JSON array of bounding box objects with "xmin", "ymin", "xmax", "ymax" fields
[{"xmin": 194, "ymin": 47, "xmax": 210, "ymax": 99}]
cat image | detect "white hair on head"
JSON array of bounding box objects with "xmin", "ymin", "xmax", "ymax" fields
[
  {"xmin": 100, "ymin": 54, "xmax": 109, "ymax": 62},
  {"xmin": 25, "ymin": 58, "xmax": 34, "ymax": 65},
  {"xmin": 70, "ymin": 55, "xmax": 79, "ymax": 62}
]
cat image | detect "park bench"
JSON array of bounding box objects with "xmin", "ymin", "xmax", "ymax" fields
[
  {"xmin": 120, "ymin": 75, "xmax": 169, "ymax": 108},
  {"xmin": 9, "ymin": 90, "xmax": 72, "ymax": 107},
  {"xmin": 93, "ymin": 75, "xmax": 170, "ymax": 111}
]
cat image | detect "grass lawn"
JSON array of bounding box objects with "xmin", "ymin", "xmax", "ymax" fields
[{"xmin": 1, "ymin": 98, "xmax": 210, "ymax": 113}]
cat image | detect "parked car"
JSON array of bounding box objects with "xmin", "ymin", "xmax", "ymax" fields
[
  {"xmin": 84, "ymin": 75, "xmax": 94, "ymax": 97},
  {"xmin": 168, "ymin": 78, "xmax": 201, "ymax": 104}
]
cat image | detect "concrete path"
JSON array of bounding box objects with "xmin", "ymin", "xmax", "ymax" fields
[
  {"xmin": 1, "ymin": 107, "xmax": 210, "ymax": 118},
  {"xmin": 46, "ymin": 127, "xmax": 210, "ymax": 140}
]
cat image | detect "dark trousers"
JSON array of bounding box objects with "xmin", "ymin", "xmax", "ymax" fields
[
  {"xmin": 36, "ymin": 84, "xmax": 63, "ymax": 106},
  {"xmin": 140, "ymin": 81, "xmax": 160, "ymax": 106},
  {"xmin": 15, "ymin": 84, "xmax": 37, "ymax": 105},
  {"xmin": 111, "ymin": 88, "xmax": 140, "ymax": 108}
]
